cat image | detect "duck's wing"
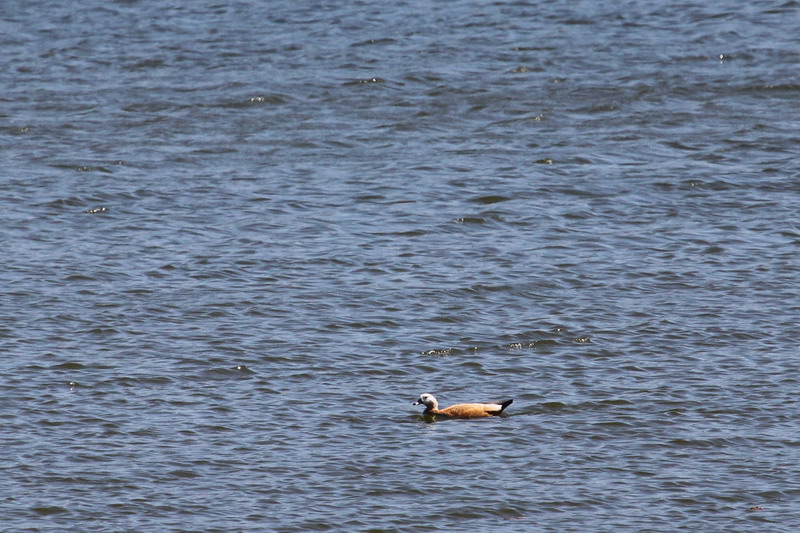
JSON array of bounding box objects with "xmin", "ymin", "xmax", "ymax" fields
[{"xmin": 436, "ymin": 403, "xmax": 495, "ymax": 418}]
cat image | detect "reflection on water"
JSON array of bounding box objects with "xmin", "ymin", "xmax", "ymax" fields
[{"xmin": 2, "ymin": 0, "xmax": 799, "ymax": 531}]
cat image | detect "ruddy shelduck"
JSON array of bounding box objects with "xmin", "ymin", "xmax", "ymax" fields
[{"xmin": 413, "ymin": 393, "xmax": 513, "ymax": 418}]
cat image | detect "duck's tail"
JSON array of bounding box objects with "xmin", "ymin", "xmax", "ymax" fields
[
  {"xmin": 498, "ymin": 398, "xmax": 513, "ymax": 412},
  {"xmin": 489, "ymin": 398, "xmax": 513, "ymax": 414}
]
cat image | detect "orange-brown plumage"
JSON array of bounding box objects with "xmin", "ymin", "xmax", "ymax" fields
[{"xmin": 413, "ymin": 393, "xmax": 513, "ymax": 419}]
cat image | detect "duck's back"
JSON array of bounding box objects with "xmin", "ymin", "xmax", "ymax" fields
[{"xmin": 436, "ymin": 399, "xmax": 513, "ymax": 418}]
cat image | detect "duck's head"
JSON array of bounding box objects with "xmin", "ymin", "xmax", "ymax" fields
[{"xmin": 413, "ymin": 393, "xmax": 438, "ymax": 409}]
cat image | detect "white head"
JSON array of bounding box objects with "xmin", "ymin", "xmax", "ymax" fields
[{"xmin": 413, "ymin": 393, "xmax": 438, "ymax": 410}]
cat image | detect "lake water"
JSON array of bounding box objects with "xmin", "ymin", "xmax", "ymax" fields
[{"xmin": 2, "ymin": 0, "xmax": 799, "ymax": 531}]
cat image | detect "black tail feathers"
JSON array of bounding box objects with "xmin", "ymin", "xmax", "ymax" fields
[{"xmin": 499, "ymin": 399, "xmax": 513, "ymax": 412}]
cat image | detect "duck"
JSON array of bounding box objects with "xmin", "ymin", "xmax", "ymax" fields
[{"xmin": 412, "ymin": 393, "xmax": 513, "ymax": 418}]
